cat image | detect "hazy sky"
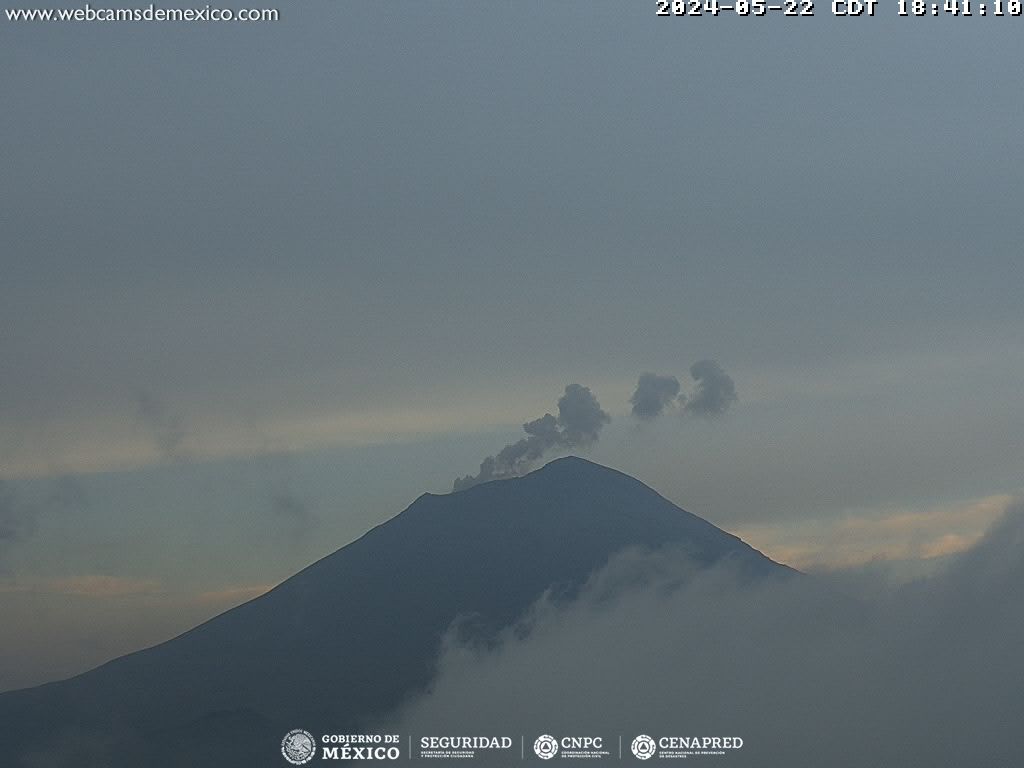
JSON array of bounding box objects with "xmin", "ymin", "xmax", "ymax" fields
[{"xmin": 3, "ymin": 2, "xmax": 1023, "ymax": 690}]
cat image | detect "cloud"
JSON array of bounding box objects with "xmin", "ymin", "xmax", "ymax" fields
[
  {"xmin": 262, "ymin": 473, "xmax": 321, "ymax": 546},
  {"xmin": 392, "ymin": 503, "xmax": 1024, "ymax": 767},
  {"xmin": 0, "ymin": 575, "xmax": 161, "ymax": 597},
  {"xmin": 684, "ymin": 359, "xmax": 738, "ymax": 417},
  {"xmin": 46, "ymin": 575, "xmax": 162, "ymax": 598},
  {"xmin": 0, "ymin": 477, "xmax": 88, "ymax": 570},
  {"xmin": 269, "ymin": 486, "xmax": 318, "ymax": 532},
  {"xmin": 269, "ymin": 489, "xmax": 314, "ymax": 523},
  {"xmin": 194, "ymin": 584, "xmax": 273, "ymax": 606},
  {"xmin": 556, "ymin": 384, "xmax": 610, "ymax": 445},
  {"xmin": 628, "ymin": 362, "xmax": 737, "ymax": 422},
  {"xmin": 135, "ymin": 390, "xmax": 187, "ymax": 459},
  {"xmin": 0, "ymin": 482, "xmax": 35, "ymax": 558},
  {"xmin": 454, "ymin": 385, "xmax": 609, "ymax": 491},
  {"xmin": 629, "ymin": 373, "xmax": 681, "ymax": 420},
  {"xmin": 735, "ymin": 493, "xmax": 1014, "ymax": 571}
]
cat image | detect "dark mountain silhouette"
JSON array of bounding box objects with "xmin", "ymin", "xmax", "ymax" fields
[{"xmin": 0, "ymin": 457, "xmax": 790, "ymax": 767}]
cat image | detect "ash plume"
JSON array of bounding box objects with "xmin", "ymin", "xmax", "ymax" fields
[
  {"xmin": 684, "ymin": 359, "xmax": 738, "ymax": 417},
  {"xmin": 629, "ymin": 373, "xmax": 682, "ymax": 420},
  {"xmin": 453, "ymin": 384, "xmax": 609, "ymax": 492},
  {"xmin": 629, "ymin": 361, "xmax": 737, "ymax": 421}
]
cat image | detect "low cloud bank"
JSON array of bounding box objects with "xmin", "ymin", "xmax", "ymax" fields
[{"xmin": 393, "ymin": 504, "xmax": 1024, "ymax": 767}]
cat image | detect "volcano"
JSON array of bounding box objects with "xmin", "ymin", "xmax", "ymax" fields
[{"xmin": 0, "ymin": 457, "xmax": 790, "ymax": 767}]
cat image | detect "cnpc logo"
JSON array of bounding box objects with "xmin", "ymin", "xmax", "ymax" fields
[
  {"xmin": 533, "ymin": 735, "xmax": 559, "ymax": 759},
  {"xmin": 534, "ymin": 734, "xmax": 605, "ymax": 759}
]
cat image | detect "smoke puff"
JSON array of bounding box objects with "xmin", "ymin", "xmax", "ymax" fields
[
  {"xmin": 630, "ymin": 373, "xmax": 682, "ymax": 420},
  {"xmin": 685, "ymin": 359, "xmax": 737, "ymax": 417},
  {"xmin": 0, "ymin": 477, "xmax": 88, "ymax": 569},
  {"xmin": 454, "ymin": 385, "xmax": 609, "ymax": 492},
  {"xmin": 556, "ymin": 384, "xmax": 610, "ymax": 445},
  {"xmin": 270, "ymin": 491, "xmax": 315, "ymax": 524},
  {"xmin": 523, "ymin": 413, "xmax": 560, "ymax": 441},
  {"xmin": 136, "ymin": 390, "xmax": 187, "ymax": 458}
]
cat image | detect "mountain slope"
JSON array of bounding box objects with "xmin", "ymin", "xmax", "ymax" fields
[{"xmin": 0, "ymin": 457, "xmax": 790, "ymax": 767}]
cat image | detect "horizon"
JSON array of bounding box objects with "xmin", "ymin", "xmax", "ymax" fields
[
  {"xmin": 3, "ymin": 450, "xmax": 1021, "ymax": 767},
  {"xmin": 0, "ymin": 452, "xmax": 1008, "ymax": 694}
]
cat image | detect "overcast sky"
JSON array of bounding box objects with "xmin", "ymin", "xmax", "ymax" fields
[{"xmin": 3, "ymin": 2, "xmax": 1023, "ymax": 690}]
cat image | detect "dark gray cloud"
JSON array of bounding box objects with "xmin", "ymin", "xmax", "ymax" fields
[
  {"xmin": 454, "ymin": 385, "xmax": 609, "ymax": 491},
  {"xmin": 269, "ymin": 490, "xmax": 314, "ymax": 524},
  {"xmin": 136, "ymin": 391, "xmax": 188, "ymax": 459},
  {"xmin": 0, "ymin": 477, "xmax": 88, "ymax": 570},
  {"xmin": 556, "ymin": 384, "xmax": 610, "ymax": 446},
  {"xmin": 629, "ymin": 363, "xmax": 736, "ymax": 421},
  {"xmin": 684, "ymin": 359, "xmax": 738, "ymax": 417},
  {"xmin": 0, "ymin": 482, "xmax": 34, "ymax": 551},
  {"xmin": 260, "ymin": 455, "xmax": 320, "ymax": 540},
  {"xmin": 629, "ymin": 373, "xmax": 682, "ymax": 420},
  {"xmin": 394, "ymin": 505, "xmax": 1024, "ymax": 767}
]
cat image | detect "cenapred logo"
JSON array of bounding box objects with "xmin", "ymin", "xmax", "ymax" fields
[
  {"xmin": 631, "ymin": 734, "xmax": 657, "ymax": 760},
  {"xmin": 534, "ymin": 734, "xmax": 559, "ymax": 759},
  {"xmin": 281, "ymin": 729, "xmax": 316, "ymax": 765}
]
